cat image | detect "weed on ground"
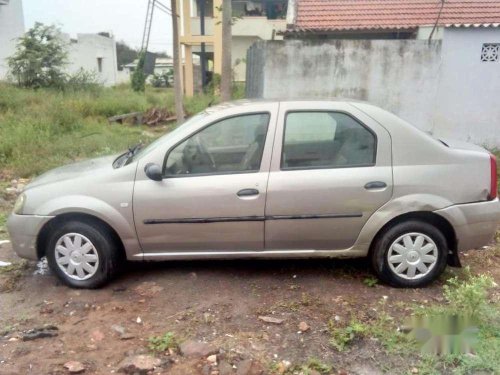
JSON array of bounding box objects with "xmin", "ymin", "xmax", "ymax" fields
[{"xmin": 0, "ymin": 83, "xmax": 219, "ymax": 178}]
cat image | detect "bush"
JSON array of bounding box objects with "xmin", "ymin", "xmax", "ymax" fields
[
  {"xmin": 232, "ymin": 82, "xmax": 246, "ymax": 99},
  {"xmin": 64, "ymin": 69, "xmax": 102, "ymax": 93},
  {"xmin": 150, "ymin": 71, "xmax": 172, "ymax": 88},
  {"xmin": 207, "ymin": 73, "xmax": 221, "ymax": 96},
  {"xmin": 411, "ymin": 270, "xmax": 499, "ymax": 374},
  {"xmin": 443, "ymin": 268, "xmax": 495, "ymax": 317},
  {"xmin": 8, "ymin": 23, "xmax": 68, "ymax": 89},
  {"xmin": 131, "ymin": 52, "xmax": 146, "ymax": 92}
]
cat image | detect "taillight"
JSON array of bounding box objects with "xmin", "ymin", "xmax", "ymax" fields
[{"xmin": 489, "ymin": 154, "xmax": 497, "ymax": 200}]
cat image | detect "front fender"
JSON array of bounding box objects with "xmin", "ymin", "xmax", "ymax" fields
[{"xmin": 36, "ymin": 195, "xmax": 142, "ymax": 258}]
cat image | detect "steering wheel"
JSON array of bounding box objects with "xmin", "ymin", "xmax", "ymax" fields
[
  {"xmin": 182, "ymin": 135, "xmax": 216, "ymax": 173},
  {"xmin": 195, "ymin": 136, "xmax": 217, "ymax": 169}
]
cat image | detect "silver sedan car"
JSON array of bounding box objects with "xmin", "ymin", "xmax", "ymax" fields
[{"xmin": 7, "ymin": 100, "xmax": 500, "ymax": 288}]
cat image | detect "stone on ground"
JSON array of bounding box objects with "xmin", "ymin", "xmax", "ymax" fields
[
  {"xmin": 179, "ymin": 340, "xmax": 218, "ymax": 357},
  {"xmin": 64, "ymin": 360, "xmax": 85, "ymax": 374},
  {"xmin": 118, "ymin": 354, "xmax": 161, "ymax": 374}
]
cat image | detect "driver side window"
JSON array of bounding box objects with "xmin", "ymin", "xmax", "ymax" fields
[{"xmin": 165, "ymin": 113, "xmax": 270, "ymax": 176}]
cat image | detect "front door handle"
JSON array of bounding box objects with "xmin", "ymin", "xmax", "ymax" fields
[
  {"xmin": 364, "ymin": 181, "xmax": 387, "ymax": 190},
  {"xmin": 237, "ymin": 188, "xmax": 259, "ymax": 197}
]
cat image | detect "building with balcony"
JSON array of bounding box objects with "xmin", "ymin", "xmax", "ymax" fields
[
  {"xmin": 178, "ymin": 0, "xmax": 287, "ymax": 96},
  {"xmin": 0, "ymin": 0, "xmax": 25, "ymax": 79}
]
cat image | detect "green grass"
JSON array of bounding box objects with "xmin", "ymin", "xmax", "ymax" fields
[
  {"xmin": 373, "ymin": 269, "xmax": 499, "ymax": 375},
  {"xmin": 363, "ymin": 276, "xmax": 379, "ymax": 287},
  {"xmin": 0, "ymin": 212, "xmax": 7, "ymax": 239},
  {"xmin": 328, "ymin": 317, "xmax": 368, "ymax": 352},
  {"xmin": 0, "ymin": 83, "xmax": 225, "ymax": 178},
  {"xmin": 318, "ymin": 268, "xmax": 499, "ymax": 374},
  {"xmin": 148, "ymin": 331, "xmax": 178, "ymax": 353},
  {"xmin": 410, "ymin": 270, "xmax": 499, "ymax": 375},
  {"xmin": 288, "ymin": 358, "xmax": 333, "ymax": 375}
]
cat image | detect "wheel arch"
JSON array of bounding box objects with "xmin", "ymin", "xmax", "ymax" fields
[
  {"xmin": 368, "ymin": 211, "xmax": 460, "ymax": 267},
  {"xmin": 36, "ymin": 212, "xmax": 126, "ymax": 261}
]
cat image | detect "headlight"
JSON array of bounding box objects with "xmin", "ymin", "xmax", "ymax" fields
[{"xmin": 13, "ymin": 193, "xmax": 26, "ymax": 214}]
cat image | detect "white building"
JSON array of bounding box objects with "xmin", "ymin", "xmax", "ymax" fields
[
  {"xmin": 0, "ymin": 0, "xmax": 118, "ymax": 86},
  {"xmin": 123, "ymin": 57, "xmax": 174, "ymax": 76},
  {"xmin": 0, "ymin": 0, "xmax": 25, "ymax": 80},
  {"xmin": 62, "ymin": 33, "xmax": 119, "ymax": 86}
]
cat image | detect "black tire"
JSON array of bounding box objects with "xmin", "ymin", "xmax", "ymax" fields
[
  {"xmin": 46, "ymin": 220, "xmax": 121, "ymax": 288},
  {"xmin": 371, "ymin": 220, "xmax": 448, "ymax": 288}
]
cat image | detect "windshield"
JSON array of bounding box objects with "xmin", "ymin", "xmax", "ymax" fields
[{"xmin": 128, "ymin": 112, "xmax": 209, "ymax": 162}]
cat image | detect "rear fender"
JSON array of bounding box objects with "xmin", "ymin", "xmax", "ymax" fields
[{"xmin": 353, "ymin": 194, "xmax": 454, "ymax": 255}]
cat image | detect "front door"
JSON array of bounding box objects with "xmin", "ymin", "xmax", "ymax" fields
[
  {"xmin": 133, "ymin": 109, "xmax": 277, "ymax": 255},
  {"xmin": 265, "ymin": 102, "xmax": 393, "ymax": 250}
]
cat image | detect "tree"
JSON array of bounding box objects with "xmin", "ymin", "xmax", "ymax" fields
[
  {"xmin": 171, "ymin": 0, "xmax": 185, "ymax": 123},
  {"xmin": 8, "ymin": 23, "xmax": 68, "ymax": 89},
  {"xmin": 116, "ymin": 41, "xmax": 139, "ymax": 70},
  {"xmin": 220, "ymin": 0, "xmax": 232, "ymax": 102},
  {"xmin": 131, "ymin": 52, "xmax": 147, "ymax": 92}
]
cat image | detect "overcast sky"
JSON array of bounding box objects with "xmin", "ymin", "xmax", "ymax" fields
[{"xmin": 23, "ymin": 0, "xmax": 174, "ymax": 53}]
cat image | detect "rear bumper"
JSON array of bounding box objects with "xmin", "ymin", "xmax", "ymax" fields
[
  {"xmin": 435, "ymin": 199, "xmax": 500, "ymax": 251},
  {"xmin": 6, "ymin": 213, "xmax": 54, "ymax": 260}
]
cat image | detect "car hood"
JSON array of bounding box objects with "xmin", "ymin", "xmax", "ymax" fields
[{"xmin": 26, "ymin": 154, "xmax": 119, "ymax": 190}]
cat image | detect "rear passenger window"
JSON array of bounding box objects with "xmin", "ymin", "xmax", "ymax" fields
[{"xmin": 282, "ymin": 112, "xmax": 376, "ymax": 169}]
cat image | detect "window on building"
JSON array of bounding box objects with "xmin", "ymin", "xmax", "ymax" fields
[
  {"xmin": 97, "ymin": 57, "xmax": 103, "ymax": 73},
  {"xmin": 282, "ymin": 112, "xmax": 376, "ymax": 169},
  {"xmin": 481, "ymin": 43, "xmax": 500, "ymax": 62},
  {"xmin": 232, "ymin": 1, "xmax": 287, "ymax": 19},
  {"xmin": 194, "ymin": 0, "xmax": 214, "ymax": 17}
]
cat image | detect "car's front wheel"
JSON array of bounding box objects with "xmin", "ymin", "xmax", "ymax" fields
[
  {"xmin": 46, "ymin": 220, "xmax": 121, "ymax": 288},
  {"xmin": 371, "ymin": 220, "xmax": 448, "ymax": 287}
]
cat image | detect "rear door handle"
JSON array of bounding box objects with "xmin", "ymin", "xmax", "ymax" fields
[
  {"xmin": 364, "ymin": 181, "xmax": 387, "ymax": 190},
  {"xmin": 237, "ymin": 188, "xmax": 259, "ymax": 197}
]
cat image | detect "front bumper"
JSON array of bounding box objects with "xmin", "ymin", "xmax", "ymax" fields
[
  {"xmin": 6, "ymin": 213, "xmax": 54, "ymax": 260},
  {"xmin": 435, "ymin": 198, "xmax": 500, "ymax": 251}
]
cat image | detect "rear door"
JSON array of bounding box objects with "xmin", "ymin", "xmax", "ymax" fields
[{"xmin": 265, "ymin": 101, "xmax": 393, "ymax": 250}]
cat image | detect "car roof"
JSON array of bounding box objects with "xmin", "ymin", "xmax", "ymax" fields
[{"xmin": 203, "ymin": 98, "xmax": 365, "ymax": 115}]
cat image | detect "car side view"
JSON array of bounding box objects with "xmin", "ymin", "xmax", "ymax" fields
[{"xmin": 7, "ymin": 100, "xmax": 500, "ymax": 288}]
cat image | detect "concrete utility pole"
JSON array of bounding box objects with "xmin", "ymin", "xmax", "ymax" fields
[
  {"xmin": 171, "ymin": 0, "xmax": 185, "ymax": 123},
  {"xmin": 198, "ymin": 0, "xmax": 208, "ymax": 91},
  {"xmin": 220, "ymin": 0, "xmax": 232, "ymax": 101}
]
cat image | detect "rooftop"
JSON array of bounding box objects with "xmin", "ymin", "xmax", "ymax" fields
[{"xmin": 289, "ymin": 0, "xmax": 500, "ymax": 33}]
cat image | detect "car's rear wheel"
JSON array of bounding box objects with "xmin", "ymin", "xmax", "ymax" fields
[
  {"xmin": 46, "ymin": 220, "xmax": 121, "ymax": 288},
  {"xmin": 371, "ymin": 220, "xmax": 448, "ymax": 287}
]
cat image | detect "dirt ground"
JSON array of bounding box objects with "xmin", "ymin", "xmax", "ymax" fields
[{"xmin": 0, "ymin": 239, "xmax": 499, "ymax": 375}]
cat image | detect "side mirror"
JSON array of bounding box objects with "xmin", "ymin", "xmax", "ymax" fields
[{"xmin": 144, "ymin": 163, "xmax": 163, "ymax": 181}]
